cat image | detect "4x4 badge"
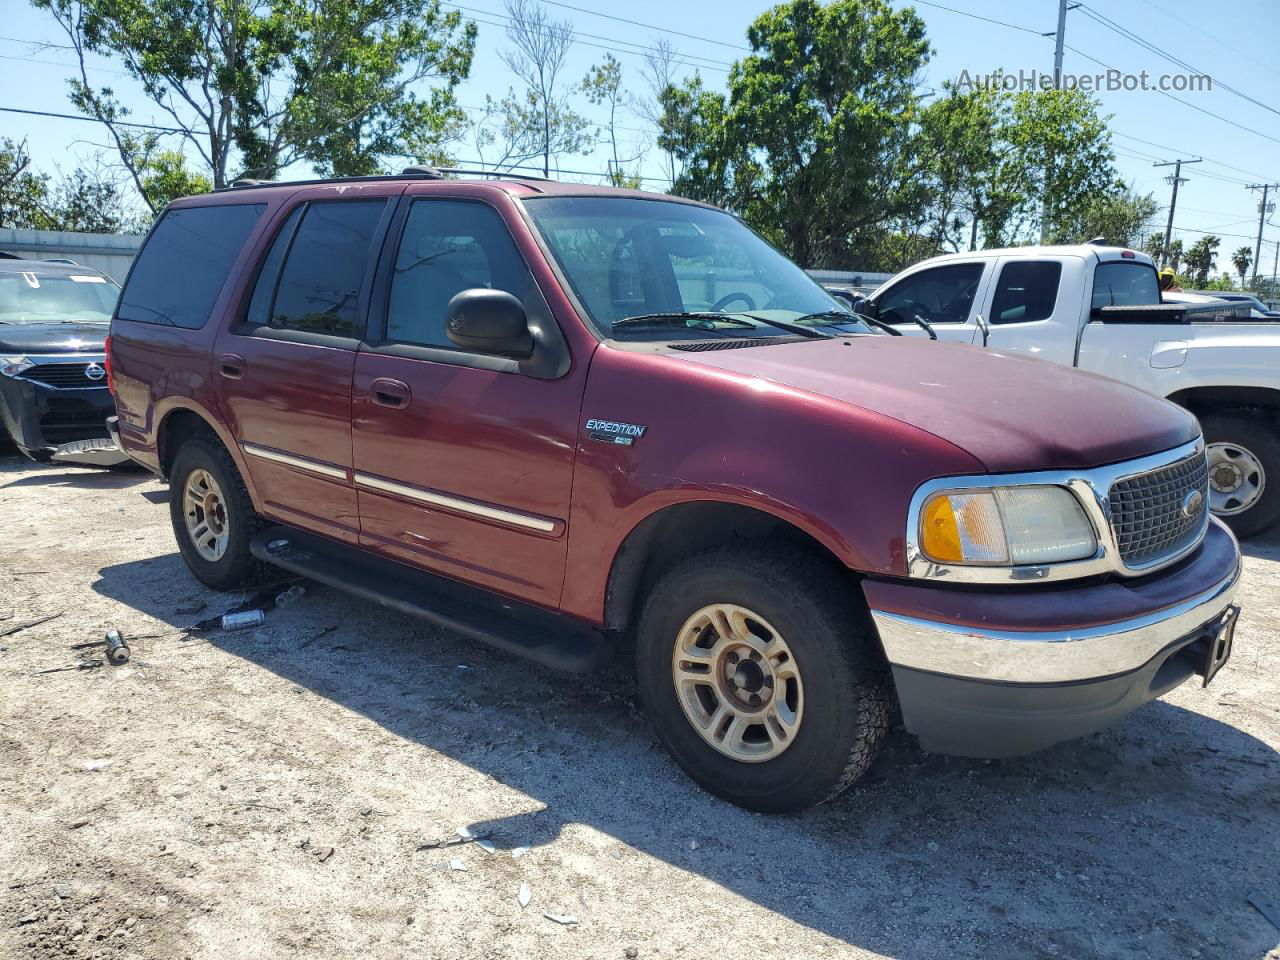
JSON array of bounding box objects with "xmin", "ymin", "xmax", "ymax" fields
[{"xmin": 585, "ymin": 418, "xmax": 647, "ymax": 446}]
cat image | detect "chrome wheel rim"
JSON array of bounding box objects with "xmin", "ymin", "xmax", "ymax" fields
[
  {"xmin": 671, "ymin": 603, "xmax": 803, "ymax": 763},
  {"xmin": 184, "ymin": 468, "xmax": 230, "ymax": 562},
  {"xmin": 1206, "ymin": 442, "xmax": 1265, "ymax": 516}
]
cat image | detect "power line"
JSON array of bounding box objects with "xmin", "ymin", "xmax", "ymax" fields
[
  {"xmin": 0, "ymin": 104, "xmax": 185, "ymax": 134},
  {"xmin": 442, "ymin": 2, "xmax": 733, "ymax": 71},
  {"xmin": 905, "ymin": 0, "xmax": 1044, "ymax": 37},
  {"xmin": 1111, "ymin": 131, "xmax": 1270, "ymax": 183},
  {"xmin": 1075, "ymin": 3, "xmax": 1280, "ymax": 120},
  {"xmin": 533, "ymin": 0, "xmax": 750, "ymax": 52},
  {"xmin": 1133, "ymin": 0, "xmax": 1280, "ymax": 79},
  {"xmin": 1062, "ymin": 43, "xmax": 1280, "ymax": 148}
]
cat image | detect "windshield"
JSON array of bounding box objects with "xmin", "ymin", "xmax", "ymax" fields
[
  {"xmin": 522, "ymin": 196, "xmax": 866, "ymax": 340},
  {"xmin": 0, "ymin": 269, "xmax": 120, "ymax": 324}
]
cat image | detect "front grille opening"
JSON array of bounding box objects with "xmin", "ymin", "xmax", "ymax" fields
[
  {"xmin": 39, "ymin": 398, "xmax": 109, "ymax": 444},
  {"xmin": 19, "ymin": 362, "xmax": 106, "ymax": 389},
  {"xmin": 1108, "ymin": 452, "xmax": 1209, "ymax": 567}
]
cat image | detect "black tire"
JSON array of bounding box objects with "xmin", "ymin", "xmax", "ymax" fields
[
  {"xmin": 1200, "ymin": 411, "xmax": 1280, "ymax": 539},
  {"xmin": 168, "ymin": 435, "xmax": 266, "ymax": 590},
  {"xmin": 636, "ymin": 545, "xmax": 891, "ymax": 813}
]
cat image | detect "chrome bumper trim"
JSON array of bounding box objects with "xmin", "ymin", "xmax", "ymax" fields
[{"xmin": 871, "ymin": 558, "xmax": 1241, "ymax": 685}]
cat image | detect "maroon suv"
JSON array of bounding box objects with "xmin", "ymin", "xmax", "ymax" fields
[{"xmin": 107, "ymin": 169, "xmax": 1242, "ymax": 812}]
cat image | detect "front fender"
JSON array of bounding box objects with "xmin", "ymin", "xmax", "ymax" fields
[{"xmin": 558, "ymin": 347, "xmax": 982, "ymax": 624}]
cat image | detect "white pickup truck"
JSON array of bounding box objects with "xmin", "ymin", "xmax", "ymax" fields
[{"xmin": 846, "ymin": 245, "xmax": 1280, "ymax": 536}]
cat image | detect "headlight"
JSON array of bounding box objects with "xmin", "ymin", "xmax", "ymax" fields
[
  {"xmin": 919, "ymin": 485, "xmax": 1098, "ymax": 566},
  {"xmin": 0, "ymin": 355, "xmax": 33, "ymax": 377}
]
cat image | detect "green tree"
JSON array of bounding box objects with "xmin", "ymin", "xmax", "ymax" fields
[
  {"xmin": 1230, "ymin": 246, "xmax": 1253, "ymax": 289},
  {"xmin": 666, "ymin": 0, "xmax": 930, "ymax": 268},
  {"xmin": 1143, "ymin": 230, "xmax": 1165, "ymax": 261},
  {"xmin": 1167, "ymin": 238, "xmax": 1183, "ymax": 273},
  {"xmin": 138, "ymin": 150, "xmax": 212, "ymax": 212},
  {"xmin": 0, "ymin": 139, "xmax": 50, "ymax": 229},
  {"xmin": 1054, "ymin": 184, "xmax": 1158, "ymax": 247},
  {"xmin": 34, "ymin": 0, "xmax": 476, "ymax": 204},
  {"xmin": 1184, "ymin": 234, "xmax": 1220, "ymax": 286}
]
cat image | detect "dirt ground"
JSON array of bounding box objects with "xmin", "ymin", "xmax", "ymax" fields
[{"xmin": 1, "ymin": 451, "xmax": 1278, "ymax": 960}]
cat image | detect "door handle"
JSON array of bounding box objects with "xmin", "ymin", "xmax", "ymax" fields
[
  {"xmin": 218, "ymin": 353, "xmax": 246, "ymax": 379},
  {"xmin": 371, "ymin": 377, "xmax": 411, "ymax": 409}
]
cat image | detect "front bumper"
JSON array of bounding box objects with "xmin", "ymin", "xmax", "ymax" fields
[
  {"xmin": 865, "ymin": 519, "xmax": 1241, "ymax": 757},
  {"xmin": 0, "ymin": 370, "xmax": 117, "ymax": 462}
]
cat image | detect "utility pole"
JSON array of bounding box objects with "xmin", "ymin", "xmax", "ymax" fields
[
  {"xmin": 1153, "ymin": 158, "xmax": 1201, "ymax": 268},
  {"xmin": 1039, "ymin": 0, "xmax": 1072, "ymax": 243},
  {"xmin": 1246, "ymin": 183, "xmax": 1277, "ymax": 287}
]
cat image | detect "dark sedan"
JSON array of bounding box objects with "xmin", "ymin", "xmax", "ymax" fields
[{"xmin": 0, "ymin": 258, "xmax": 125, "ymax": 464}]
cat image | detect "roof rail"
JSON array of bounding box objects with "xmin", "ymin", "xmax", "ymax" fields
[
  {"xmin": 436, "ymin": 167, "xmax": 553, "ymax": 183},
  {"xmin": 216, "ymin": 165, "xmax": 554, "ymax": 193}
]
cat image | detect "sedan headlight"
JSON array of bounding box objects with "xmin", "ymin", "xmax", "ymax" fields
[
  {"xmin": 0, "ymin": 355, "xmax": 33, "ymax": 377},
  {"xmin": 919, "ymin": 485, "xmax": 1098, "ymax": 566}
]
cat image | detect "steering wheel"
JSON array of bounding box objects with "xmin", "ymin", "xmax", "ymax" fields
[{"xmin": 711, "ymin": 291, "xmax": 756, "ymax": 312}]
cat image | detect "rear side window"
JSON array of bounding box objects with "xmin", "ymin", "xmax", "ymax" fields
[
  {"xmin": 250, "ymin": 200, "xmax": 385, "ymax": 337},
  {"xmin": 385, "ymin": 200, "xmax": 535, "ymax": 349},
  {"xmin": 1092, "ymin": 262, "xmax": 1160, "ymax": 310},
  {"xmin": 990, "ymin": 261, "xmax": 1062, "ymax": 324},
  {"xmin": 117, "ymin": 204, "xmax": 264, "ymax": 328}
]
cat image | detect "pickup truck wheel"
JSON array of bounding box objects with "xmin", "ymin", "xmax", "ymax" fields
[
  {"xmin": 637, "ymin": 546, "xmax": 890, "ymax": 813},
  {"xmin": 168, "ymin": 437, "xmax": 265, "ymax": 590},
  {"xmin": 1200, "ymin": 412, "xmax": 1280, "ymax": 538}
]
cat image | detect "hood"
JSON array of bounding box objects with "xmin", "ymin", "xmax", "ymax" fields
[
  {"xmin": 0, "ymin": 322, "xmax": 108, "ymax": 355},
  {"xmin": 677, "ymin": 336, "xmax": 1199, "ymax": 472}
]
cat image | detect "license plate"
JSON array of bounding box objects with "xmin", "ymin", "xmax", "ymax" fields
[{"xmin": 1202, "ymin": 606, "xmax": 1239, "ymax": 687}]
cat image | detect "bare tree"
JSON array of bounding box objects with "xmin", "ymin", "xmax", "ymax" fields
[
  {"xmin": 500, "ymin": 0, "xmax": 587, "ymax": 177},
  {"xmin": 636, "ymin": 37, "xmax": 681, "ymax": 184},
  {"xmin": 582, "ymin": 54, "xmax": 643, "ymax": 186}
]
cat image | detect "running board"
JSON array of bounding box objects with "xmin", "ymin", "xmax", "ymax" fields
[{"xmin": 249, "ymin": 526, "xmax": 609, "ymax": 673}]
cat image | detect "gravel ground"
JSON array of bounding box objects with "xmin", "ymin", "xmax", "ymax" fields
[{"xmin": 1, "ymin": 451, "xmax": 1278, "ymax": 960}]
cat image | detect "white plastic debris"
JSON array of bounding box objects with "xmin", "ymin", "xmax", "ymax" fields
[
  {"xmin": 84, "ymin": 759, "xmax": 112, "ymax": 772},
  {"xmin": 449, "ymin": 858, "xmax": 468, "ymax": 872},
  {"xmin": 456, "ymin": 826, "xmax": 474, "ymax": 839},
  {"xmin": 511, "ymin": 846, "xmax": 528, "ymax": 860},
  {"xmin": 544, "ymin": 913, "xmax": 578, "ymax": 926},
  {"xmin": 518, "ymin": 883, "xmax": 532, "ymax": 909},
  {"xmin": 475, "ymin": 839, "xmax": 495, "ymax": 854}
]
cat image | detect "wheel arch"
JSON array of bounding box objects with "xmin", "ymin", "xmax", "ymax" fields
[
  {"xmin": 1166, "ymin": 385, "xmax": 1280, "ymax": 418},
  {"xmin": 602, "ymin": 498, "xmax": 861, "ymax": 635},
  {"xmin": 155, "ymin": 401, "xmax": 262, "ymax": 511}
]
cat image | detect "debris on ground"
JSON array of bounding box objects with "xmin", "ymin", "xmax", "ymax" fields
[
  {"xmin": 518, "ymin": 882, "xmax": 532, "ymax": 908},
  {"xmin": 543, "ymin": 913, "xmax": 578, "ymax": 926},
  {"xmin": 83, "ymin": 758, "xmax": 112, "ymax": 772},
  {"xmin": 0, "ymin": 611, "xmax": 62, "ymax": 638},
  {"xmin": 35, "ymin": 659, "xmax": 103, "ymax": 675},
  {"xmin": 1250, "ymin": 893, "xmax": 1280, "ymax": 931},
  {"xmin": 220, "ymin": 609, "xmax": 266, "ymax": 631},
  {"xmin": 275, "ymin": 585, "xmax": 306, "ymax": 608},
  {"xmin": 416, "ymin": 829, "xmax": 492, "ymax": 851},
  {"xmin": 448, "ymin": 858, "xmax": 468, "ymax": 872},
  {"xmin": 511, "ymin": 846, "xmax": 528, "ymax": 859}
]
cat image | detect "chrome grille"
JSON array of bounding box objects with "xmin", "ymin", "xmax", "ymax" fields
[
  {"xmin": 1108, "ymin": 451, "xmax": 1209, "ymax": 567},
  {"xmin": 19, "ymin": 362, "xmax": 106, "ymax": 389}
]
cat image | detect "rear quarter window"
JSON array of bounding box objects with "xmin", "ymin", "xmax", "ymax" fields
[{"xmin": 117, "ymin": 203, "xmax": 265, "ymax": 328}]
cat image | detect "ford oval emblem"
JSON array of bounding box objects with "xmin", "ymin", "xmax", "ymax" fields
[
  {"xmin": 1181, "ymin": 488, "xmax": 1204, "ymax": 519},
  {"xmin": 84, "ymin": 362, "xmax": 106, "ymax": 381}
]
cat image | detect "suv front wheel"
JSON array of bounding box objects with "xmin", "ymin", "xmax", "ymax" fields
[
  {"xmin": 168, "ymin": 436, "xmax": 264, "ymax": 590},
  {"xmin": 637, "ymin": 546, "xmax": 890, "ymax": 812}
]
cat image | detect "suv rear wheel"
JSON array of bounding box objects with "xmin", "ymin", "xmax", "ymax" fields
[
  {"xmin": 636, "ymin": 546, "xmax": 890, "ymax": 812},
  {"xmin": 168, "ymin": 436, "xmax": 264, "ymax": 590},
  {"xmin": 1200, "ymin": 411, "xmax": 1280, "ymax": 538}
]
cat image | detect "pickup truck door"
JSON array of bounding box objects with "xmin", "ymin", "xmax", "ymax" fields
[
  {"xmin": 215, "ymin": 193, "xmax": 398, "ymax": 545},
  {"xmin": 869, "ymin": 260, "xmax": 990, "ymax": 343},
  {"xmin": 979, "ymin": 255, "xmax": 1086, "ymax": 366},
  {"xmin": 349, "ymin": 193, "xmax": 584, "ymax": 609}
]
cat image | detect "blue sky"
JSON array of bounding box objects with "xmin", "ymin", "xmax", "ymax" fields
[{"xmin": 2, "ymin": 0, "xmax": 1277, "ymax": 270}]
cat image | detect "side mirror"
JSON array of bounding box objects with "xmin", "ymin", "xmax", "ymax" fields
[
  {"xmin": 826, "ymin": 287, "xmax": 857, "ymax": 309},
  {"xmin": 852, "ymin": 296, "xmax": 874, "ymax": 317},
  {"xmin": 446, "ymin": 289, "xmax": 534, "ymax": 359}
]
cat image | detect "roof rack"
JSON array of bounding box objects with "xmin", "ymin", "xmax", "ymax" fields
[{"xmin": 220, "ymin": 165, "xmax": 555, "ymax": 192}]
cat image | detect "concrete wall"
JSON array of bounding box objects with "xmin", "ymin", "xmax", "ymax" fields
[
  {"xmin": 806, "ymin": 268, "xmax": 894, "ymax": 290},
  {"xmin": 0, "ymin": 228, "xmax": 143, "ymax": 283}
]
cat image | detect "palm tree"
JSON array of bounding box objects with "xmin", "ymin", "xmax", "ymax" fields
[{"xmin": 1231, "ymin": 246, "xmax": 1253, "ymax": 289}]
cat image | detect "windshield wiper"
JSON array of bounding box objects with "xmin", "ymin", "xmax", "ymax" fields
[
  {"xmin": 613, "ymin": 312, "xmax": 757, "ymax": 331},
  {"xmin": 793, "ymin": 309, "xmax": 902, "ymax": 337},
  {"xmin": 737, "ymin": 313, "xmax": 835, "ymax": 339}
]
